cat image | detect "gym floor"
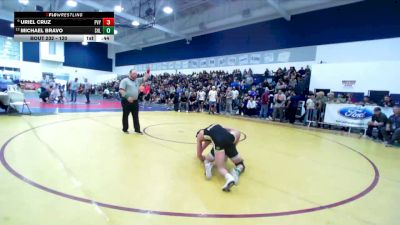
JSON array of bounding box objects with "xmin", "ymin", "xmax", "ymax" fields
[{"xmin": 0, "ymin": 112, "xmax": 399, "ymax": 225}]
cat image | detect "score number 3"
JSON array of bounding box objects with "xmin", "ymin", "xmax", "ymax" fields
[{"xmin": 102, "ymin": 18, "xmax": 114, "ymax": 26}]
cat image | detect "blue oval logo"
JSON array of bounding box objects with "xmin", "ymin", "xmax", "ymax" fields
[{"xmin": 338, "ymin": 107, "xmax": 373, "ymax": 120}]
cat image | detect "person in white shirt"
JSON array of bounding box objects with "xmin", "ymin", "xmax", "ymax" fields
[
  {"xmin": 84, "ymin": 78, "xmax": 91, "ymax": 104},
  {"xmin": 49, "ymin": 84, "xmax": 60, "ymax": 103},
  {"xmin": 304, "ymin": 94, "xmax": 316, "ymax": 125},
  {"xmin": 208, "ymin": 86, "xmax": 218, "ymax": 114},
  {"xmin": 103, "ymin": 88, "xmax": 110, "ymax": 99},
  {"xmin": 197, "ymin": 88, "xmax": 206, "ymax": 112},
  {"xmin": 232, "ymin": 88, "xmax": 239, "ymax": 110},
  {"xmin": 246, "ymin": 97, "xmax": 257, "ymax": 116}
]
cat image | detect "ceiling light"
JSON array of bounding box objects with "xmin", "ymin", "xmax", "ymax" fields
[
  {"xmin": 114, "ymin": 29, "xmax": 118, "ymax": 35},
  {"xmin": 163, "ymin": 6, "xmax": 173, "ymax": 14},
  {"xmin": 10, "ymin": 23, "xmax": 14, "ymax": 28},
  {"xmin": 18, "ymin": 0, "xmax": 29, "ymax": 5},
  {"xmin": 131, "ymin": 20, "xmax": 140, "ymax": 27},
  {"xmin": 114, "ymin": 5, "xmax": 123, "ymax": 13},
  {"xmin": 82, "ymin": 41, "xmax": 88, "ymax": 46},
  {"xmin": 66, "ymin": 0, "xmax": 77, "ymax": 7}
]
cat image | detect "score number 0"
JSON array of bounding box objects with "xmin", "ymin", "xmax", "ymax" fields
[{"xmin": 102, "ymin": 18, "xmax": 114, "ymax": 35}]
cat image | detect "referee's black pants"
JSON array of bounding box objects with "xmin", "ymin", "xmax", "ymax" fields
[{"xmin": 121, "ymin": 99, "xmax": 140, "ymax": 132}]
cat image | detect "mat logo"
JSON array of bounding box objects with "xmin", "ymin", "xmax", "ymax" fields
[{"xmin": 338, "ymin": 107, "xmax": 373, "ymax": 120}]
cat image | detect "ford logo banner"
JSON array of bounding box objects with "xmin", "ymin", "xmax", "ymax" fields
[{"xmin": 338, "ymin": 107, "xmax": 373, "ymax": 120}]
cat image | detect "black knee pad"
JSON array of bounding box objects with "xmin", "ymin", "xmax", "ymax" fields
[{"xmin": 234, "ymin": 161, "xmax": 245, "ymax": 173}]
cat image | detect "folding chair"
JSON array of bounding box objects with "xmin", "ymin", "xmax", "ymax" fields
[{"xmin": 7, "ymin": 91, "xmax": 32, "ymax": 115}]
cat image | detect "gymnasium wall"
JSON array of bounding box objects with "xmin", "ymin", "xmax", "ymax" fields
[
  {"xmin": 115, "ymin": 0, "xmax": 400, "ymax": 67},
  {"xmin": 310, "ymin": 61, "xmax": 400, "ymax": 95}
]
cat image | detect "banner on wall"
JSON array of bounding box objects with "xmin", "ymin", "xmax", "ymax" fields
[
  {"xmin": 209, "ymin": 58, "xmax": 215, "ymax": 67},
  {"xmin": 323, "ymin": 103, "xmax": 393, "ymax": 128},
  {"xmin": 182, "ymin": 61, "xmax": 189, "ymax": 69},
  {"xmin": 126, "ymin": 45, "xmax": 318, "ymax": 72},
  {"xmin": 239, "ymin": 54, "xmax": 249, "ymax": 65},
  {"xmin": 168, "ymin": 62, "xmax": 174, "ymax": 69},
  {"xmin": 342, "ymin": 80, "xmax": 356, "ymax": 89},
  {"xmin": 264, "ymin": 52, "xmax": 274, "ymax": 63},
  {"xmin": 175, "ymin": 61, "xmax": 182, "ymax": 69},
  {"xmin": 218, "ymin": 57, "xmax": 227, "ymax": 66},
  {"xmin": 189, "ymin": 59, "xmax": 198, "ymax": 68},
  {"xmin": 155, "ymin": 63, "xmax": 161, "ymax": 70},
  {"xmin": 277, "ymin": 51, "xmax": 291, "ymax": 62},
  {"xmin": 228, "ymin": 56, "xmax": 236, "ymax": 66},
  {"xmin": 250, "ymin": 53, "xmax": 261, "ymax": 64},
  {"xmin": 200, "ymin": 59, "xmax": 207, "ymax": 67}
]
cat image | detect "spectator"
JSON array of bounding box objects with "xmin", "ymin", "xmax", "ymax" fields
[
  {"xmin": 289, "ymin": 77, "xmax": 297, "ymax": 89},
  {"xmin": 173, "ymin": 92, "xmax": 180, "ymax": 111},
  {"xmin": 346, "ymin": 93, "xmax": 357, "ymax": 104},
  {"xmin": 259, "ymin": 89, "xmax": 269, "ymax": 119},
  {"xmin": 326, "ymin": 92, "xmax": 335, "ymax": 103},
  {"xmin": 237, "ymin": 95, "xmax": 246, "ymax": 116},
  {"xmin": 40, "ymin": 77, "xmax": 49, "ymax": 93},
  {"xmin": 366, "ymin": 107, "xmax": 388, "ymax": 140},
  {"xmin": 143, "ymin": 82, "xmax": 151, "ymax": 105},
  {"xmin": 336, "ymin": 94, "xmax": 347, "ymax": 104},
  {"xmin": 70, "ymin": 78, "xmax": 78, "ymax": 103},
  {"xmin": 359, "ymin": 96, "xmax": 375, "ymax": 106},
  {"xmin": 383, "ymin": 105, "xmax": 400, "ymax": 147},
  {"xmin": 226, "ymin": 87, "xmax": 233, "ymax": 115},
  {"xmin": 39, "ymin": 86, "xmax": 50, "ymax": 103},
  {"xmin": 248, "ymin": 86, "xmax": 257, "ymax": 98},
  {"xmin": 232, "ymin": 87, "xmax": 239, "ymax": 110},
  {"xmin": 180, "ymin": 92, "xmax": 189, "ymax": 112},
  {"xmin": 304, "ymin": 94, "xmax": 316, "ymax": 125},
  {"xmin": 197, "ymin": 88, "xmax": 206, "ymax": 112},
  {"xmin": 287, "ymin": 92, "xmax": 301, "ymax": 124},
  {"xmin": 315, "ymin": 91, "xmax": 327, "ymax": 126},
  {"xmin": 273, "ymin": 89, "xmax": 286, "ymax": 122},
  {"xmin": 208, "ymin": 86, "xmax": 218, "ymax": 114},
  {"xmin": 246, "ymin": 97, "xmax": 257, "ymax": 116},
  {"xmin": 103, "ymin": 88, "xmax": 110, "ymax": 99},
  {"xmin": 380, "ymin": 95, "xmax": 394, "ymax": 107},
  {"xmin": 49, "ymin": 84, "xmax": 61, "ymax": 103},
  {"xmin": 264, "ymin": 69, "xmax": 270, "ymax": 76},
  {"xmin": 275, "ymin": 79, "xmax": 287, "ymax": 91},
  {"xmin": 84, "ymin": 78, "xmax": 91, "ymax": 104},
  {"xmin": 189, "ymin": 92, "xmax": 197, "ymax": 112},
  {"xmin": 217, "ymin": 89, "xmax": 224, "ymax": 114}
]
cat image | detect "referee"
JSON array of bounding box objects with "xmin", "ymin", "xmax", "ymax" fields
[{"xmin": 119, "ymin": 68, "xmax": 150, "ymax": 134}]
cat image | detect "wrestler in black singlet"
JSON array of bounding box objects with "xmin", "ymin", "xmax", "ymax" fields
[{"xmin": 202, "ymin": 124, "xmax": 239, "ymax": 158}]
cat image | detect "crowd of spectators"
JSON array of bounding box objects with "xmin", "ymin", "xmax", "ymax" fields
[{"xmin": 138, "ymin": 66, "xmax": 312, "ymax": 120}]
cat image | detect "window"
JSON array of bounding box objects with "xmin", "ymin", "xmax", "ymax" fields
[
  {"xmin": 49, "ymin": 42, "xmax": 56, "ymax": 55},
  {"xmin": 0, "ymin": 36, "xmax": 21, "ymax": 61}
]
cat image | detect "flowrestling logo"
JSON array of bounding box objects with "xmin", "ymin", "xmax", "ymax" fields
[{"xmin": 338, "ymin": 107, "xmax": 373, "ymax": 120}]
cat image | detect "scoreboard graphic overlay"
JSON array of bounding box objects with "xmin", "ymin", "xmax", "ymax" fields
[{"xmin": 14, "ymin": 12, "xmax": 114, "ymax": 43}]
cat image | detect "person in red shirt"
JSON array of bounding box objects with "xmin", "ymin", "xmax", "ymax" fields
[
  {"xmin": 143, "ymin": 82, "xmax": 151, "ymax": 105},
  {"xmin": 259, "ymin": 89, "xmax": 269, "ymax": 119}
]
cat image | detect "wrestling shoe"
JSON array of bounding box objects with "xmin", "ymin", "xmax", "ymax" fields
[
  {"xmin": 204, "ymin": 161, "xmax": 213, "ymax": 180},
  {"xmin": 222, "ymin": 174, "xmax": 235, "ymax": 192},
  {"xmin": 230, "ymin": 168, "xmax": 240, "ymax": 185}
]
